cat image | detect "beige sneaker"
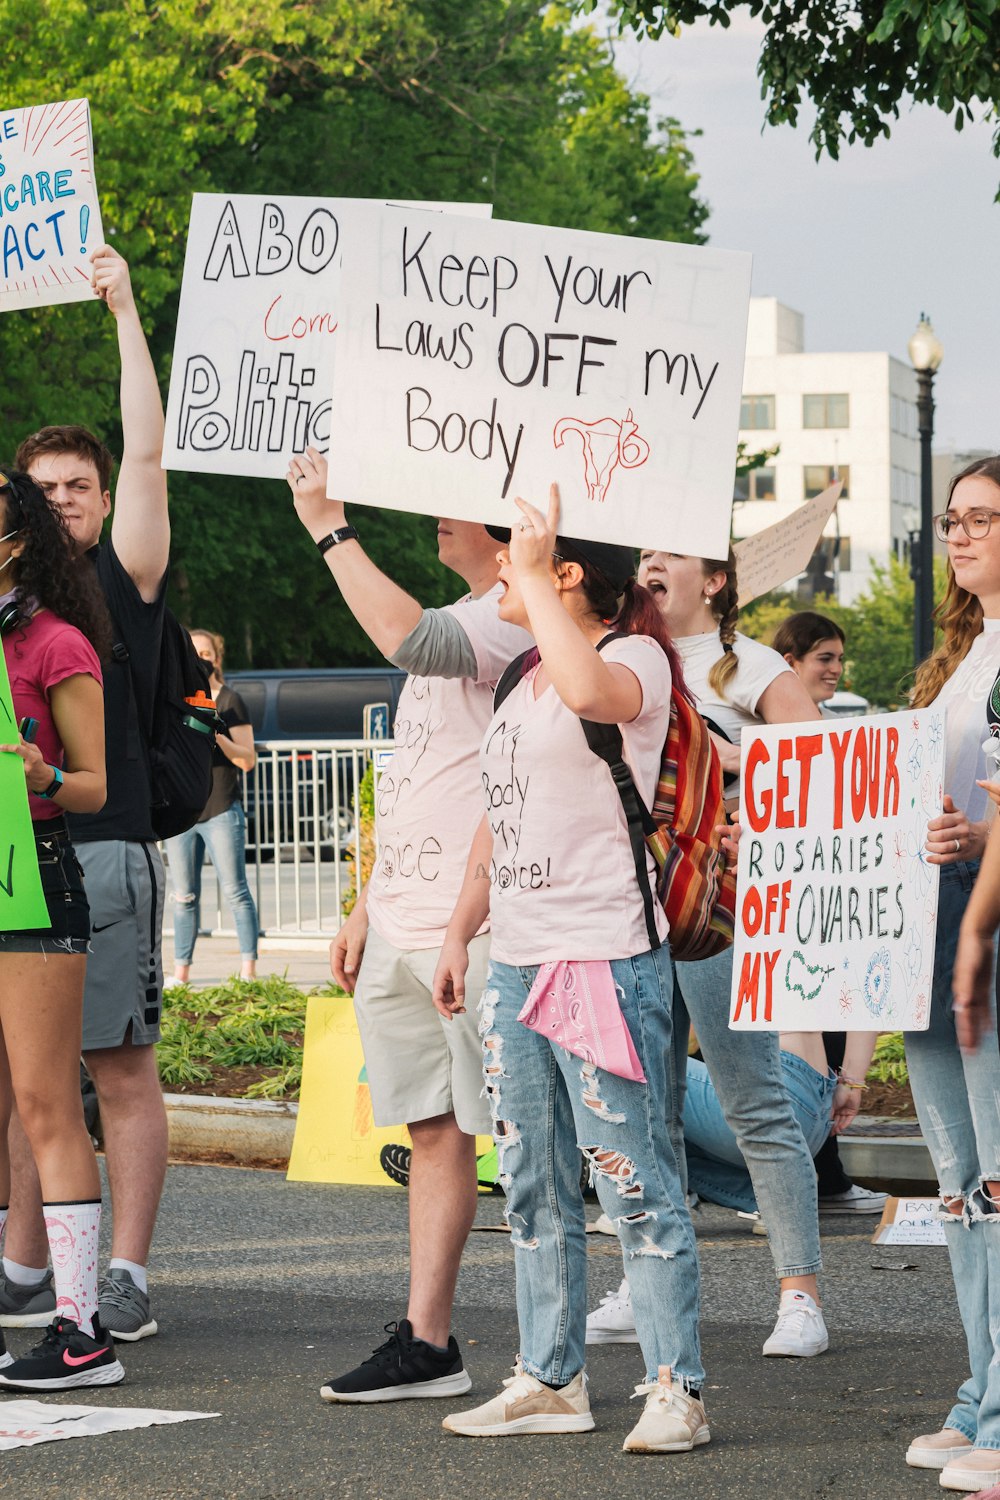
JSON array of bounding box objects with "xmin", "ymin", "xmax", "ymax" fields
[
  {"xmin": 906, "ymin": 1427, "xmax": 974, "ymax": 1469},
  {"xmin": 623, "ymin": 1367, "xmax": 710, "ymax": 1453},
  {"xmin": 442, "ymin": 1363, "xmax": 594, "ymax": 1437},
  {"xmin": 940, "ymin": 1448, "xmax": 1000, "ymax": 1490}
]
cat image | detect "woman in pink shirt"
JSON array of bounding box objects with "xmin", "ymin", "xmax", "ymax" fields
[
  {"xmin": 0, "ymin": 470, "xmax": 124, "ymax": 1392},
  {"xmin": 432, "ymin": 488, "xmax": 707, "ymax": 1457}
]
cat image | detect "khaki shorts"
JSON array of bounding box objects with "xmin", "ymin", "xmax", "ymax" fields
[{"xmin": 353, "ymin": 927, "xmax": 491, "ymax": 1135}]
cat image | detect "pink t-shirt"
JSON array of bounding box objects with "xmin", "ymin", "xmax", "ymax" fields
[
  {"xmin": 481, "ymin": 634, "xmax": 672, "ymax": 965},
  {"xmin": 366, "ymin": 586, "xmax": 531, "ymax": 950},
  {"xmin": 3, "ymin": 608, "xmax": 103, "ymax": 822}
]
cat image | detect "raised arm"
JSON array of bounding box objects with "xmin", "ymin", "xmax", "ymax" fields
[
  {"xmin": 100, "ymin": 248, "xmax": 169, "ymax": 601},
  {"xmin": 288, "ymin": 447, "xmax": 422, "ymax": 657}
]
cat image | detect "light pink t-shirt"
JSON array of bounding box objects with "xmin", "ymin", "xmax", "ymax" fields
[
  {"xmin": 481, "ymin": 634, "xmax": 672, "ymax": 965},
  {"xmin": 366, "ymin": 586, "xmax": 531, "ymax": 950}
]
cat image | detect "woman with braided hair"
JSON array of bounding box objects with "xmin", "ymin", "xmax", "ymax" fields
[{"xmin": 587, "ymin": 546, "xmax": 834, "ymax": 1361}]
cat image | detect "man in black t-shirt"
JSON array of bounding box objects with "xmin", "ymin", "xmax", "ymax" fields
[{"xmin": 1, "ymin": 247, "xmax": 170, "ymax": 1343}]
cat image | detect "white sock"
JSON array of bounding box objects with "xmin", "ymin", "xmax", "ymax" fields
[
  {"xmin": 44, "ymin": 1200, "xmax": 101, "ymax": 1338},
  {"xmin": 3, "ymin": 1256, "xmax": 49, "ymax": 1287},
  {"xmin": 0, "ymin": 1205, "xmax": 7, "ymax": 1244},
  {"xmin": 109, "ymin": 1257, "xmax": 148, "ymax": 1294}
]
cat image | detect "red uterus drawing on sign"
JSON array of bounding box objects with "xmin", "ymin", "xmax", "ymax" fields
[{"xmin": 553, "ymin": 409, "xmax": 651, "ymax": 504}]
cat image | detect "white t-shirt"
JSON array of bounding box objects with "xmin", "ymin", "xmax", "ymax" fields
[
  {"xmin": 481, "ymin": 634, "xmax": 672, "ymax": 965},
  {"xmin": 932, "ymin": 617, "xmax": 1000, "ymax": 826},
  {"xmin": 675, "ymin": 629, "xmax": 793, "ymax": 744},
  {"xmin": 366, "ymin": 586, "xmax": 530, "ymax": 950}
]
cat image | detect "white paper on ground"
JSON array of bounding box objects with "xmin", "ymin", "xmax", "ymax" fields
[{"xmin": 0, "ymin": 1400, "xmax": 218, "ymax": 1450}]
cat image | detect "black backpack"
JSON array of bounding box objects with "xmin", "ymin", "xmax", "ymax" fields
[{"xmin": 115, "ymin": 608, "xmax": 223, "ymax": 840}]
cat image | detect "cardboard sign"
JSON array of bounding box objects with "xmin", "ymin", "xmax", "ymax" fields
[
  {"xmin": 0, "ymin": 98, "xmax": 103, "ymax": 310},
  {"xmin": 328, "ymin": 205, "xmax": 752, "ymax": 555},
  {"xmin": 729, "ymin": 709, "xmax": 942, "ymax": 1031},
  {"xmin": 287, "ymin": 992, "xmax": 490, "ymax": 1185},
  {"xmin": 0, "ymin": 647, "xmax": 48, "ymax": 930},
  {"xmin": 162, "ymin": 195, "xmax": 491, "ymax": 479},
  {"xmin": 872, "ymin": 1197, "xmax": 947, "ymax": 1246},
  {"xmin": 734, "ymin": 483, "xmax": 842, "ymax": 606}
]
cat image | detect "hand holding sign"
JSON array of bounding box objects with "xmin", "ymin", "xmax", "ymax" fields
[
  {"xmin": 0, "ymin": 650, "xmax": 47, "ymax": 930},
  {"xmin": 509, "ymin": 485, "xmax": 560, "ymax": 579}
]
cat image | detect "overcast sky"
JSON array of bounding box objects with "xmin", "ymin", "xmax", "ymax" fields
[{"xmin": 618, "ymin": 16, "xmax": 1000, "ymax": 453}]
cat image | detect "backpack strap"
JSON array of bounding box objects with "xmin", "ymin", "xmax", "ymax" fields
[
  {"xmin": 579, "ymin": 633, "xmax": 661, "ymax": 952},
  {"xmin": 493, "ymin": 649, "xmax": 538, "ymax": 713}
]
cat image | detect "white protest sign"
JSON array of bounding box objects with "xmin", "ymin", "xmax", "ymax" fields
[
  {"xmin": 734, "ymin": 483, "xmax": 842, "ymax": 607},
  {"xmin": 729, "ymin": 709, "xmax": 942, "ymax": 1031},
  {"xmin": 162, "ymin": 195, "xmax": 491, "ymax": 479},
  {"xmin": 0, "ymin": 98, "xmax": 103, "ymax": 310},
  {"xmin": 871, "ymin": 1197, "xmax": 947, "ymax": 1246},
  {"xmin": 329, "ymin": 205, "xmax": 752, "ymax": 555},
  {"xmin": 0, "ymin": 1399, "xmax": 217, "ymax": 1450}
]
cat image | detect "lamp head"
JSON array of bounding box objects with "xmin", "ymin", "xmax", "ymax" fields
[{"xmin": 908, "ymin": 313, "xmax": 943, "ymax": 373}]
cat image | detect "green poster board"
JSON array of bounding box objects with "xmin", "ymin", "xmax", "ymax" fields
[{"xmin": 0, "ymin": 644, "xmax": 48, "ymax": 931}]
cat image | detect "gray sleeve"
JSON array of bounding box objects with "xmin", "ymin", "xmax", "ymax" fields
[{"xmin": 389, "ymin": 608, "xmax": 479, "ymax": 679}]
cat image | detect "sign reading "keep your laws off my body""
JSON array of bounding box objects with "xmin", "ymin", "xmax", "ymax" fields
[
  {"xmin": 729, "ymin": 710, "xmax": 942, "ymax": 1032},
  {"xmin": 162, "ymin": 195, "xmax": 491, "ymax": 480},
  {"xmin": 328, "ymin": 206, "xmax": 752, "ymax": 556}
]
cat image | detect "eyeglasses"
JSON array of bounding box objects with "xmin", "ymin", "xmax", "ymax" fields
[{"xmin": 933, "ymin": 509, "xmax": 1000, "ymax": 542}]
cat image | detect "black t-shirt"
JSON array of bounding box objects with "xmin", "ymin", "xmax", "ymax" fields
[
  {"xmin": 67, "ymin": 539, "xmax": 167, "ymax": 844},
  {"xmin": 199, "ymin": 684, "xmax": 250, "ymax": 822}
]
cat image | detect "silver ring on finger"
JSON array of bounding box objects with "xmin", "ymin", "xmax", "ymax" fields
[
  {"xmin": 955, "ymin": 837, "xmax": 961, "ymax": 853},
  {"xmin": 295, "ymin": 475, "xmax": 305, "ymax": 485},
  {"xmin": 518, "ymin": 521, "xmax": 530, "ymax": 532}
]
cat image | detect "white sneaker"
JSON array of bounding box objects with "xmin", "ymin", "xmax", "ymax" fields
[
  {"xmin": 585, "ymin": 1278, "xmax": 638, "ymax": 1345},
  {"xmin": 623, "ymin": 1368, "xmax": 710, "ymax": 1453},
  {"xmin": 442, "ymin": 1363, "xmax": 594, "ymax": 1436},
  {"xmin": 906, "ymin": 1427, "xmax": 974, "ymax": 1469},
  {"xmin": 818, "ymin": 1183, "xmax": 888, "ymax": 1215},
  {"xmin": 590, "ymin": 1212, "xmax": 616, "ymax": 1236},
  {"xmin": 762, "ymin": 1290, "xmax": 829, "ymax": 1358}
]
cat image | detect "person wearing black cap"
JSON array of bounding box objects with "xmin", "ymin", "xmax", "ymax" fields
[{"xmin": 433, "ymin": 487, "xmax": 708, "ymax": 1455}]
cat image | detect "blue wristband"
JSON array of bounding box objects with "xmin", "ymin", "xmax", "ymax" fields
[{"xmin": 36, "ymin": 766, "xmax": 64, "ymax": 799}]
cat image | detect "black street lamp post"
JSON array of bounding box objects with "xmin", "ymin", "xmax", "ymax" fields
[{"xmin": 907, "ymin": 314, "xmax": 943, "ymax": 666}]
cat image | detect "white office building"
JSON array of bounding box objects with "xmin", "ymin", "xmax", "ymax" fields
[{"xmin": 734, "ymin": 299, "xmax": 921, "ymax": 605}]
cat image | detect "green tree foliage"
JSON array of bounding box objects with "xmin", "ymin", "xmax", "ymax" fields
[
  {"xmin": 1, "ymin": 0, "xmax": 709, "ymax": 665},
  {"xmin": 585, "ymin": 0, "xmax": 1000, "ymax": 193}
]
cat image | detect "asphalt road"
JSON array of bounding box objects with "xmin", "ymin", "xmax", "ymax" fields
[{"xmin": 5, "ymin": 1165, "xmax": 967, "ymax": 1500}]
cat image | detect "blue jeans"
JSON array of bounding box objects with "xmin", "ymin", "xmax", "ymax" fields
[
  {"xmin": 673, "ymin": 947, "xmax": 822, "ymax": 1278},
  {"xmin": 905, "ymin": 860, "xmax": 1000, "ymax": 1449},
  {"xmin": 166, "ymin": 802, "xmax": 259, "ymax": 964},
  {"xmin": 684, "ymin": 1052, "xmax": 837, "ymax": 1215},
  {"xmin": 482, "ymin": 948, "xmax": 704, "ymax": 1388}
]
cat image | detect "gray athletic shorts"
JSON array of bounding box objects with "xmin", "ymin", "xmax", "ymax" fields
[
  {"xmin": 77, "ymin": 840, "xmax": 165, "ymax": 1050},
  {"xmin": 353, "ymin": 927, "xmax": 491, "ymax": 1136}
]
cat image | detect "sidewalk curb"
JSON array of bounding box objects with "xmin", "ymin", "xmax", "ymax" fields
[{"xmin": 164, "ymin": 1093, "xmax": 298, "ymax": 1164}]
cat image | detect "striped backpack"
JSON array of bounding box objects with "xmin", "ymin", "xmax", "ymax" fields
[{"xmin": 493, "ymin": 633, "xmax": 737, "ymax": 962}]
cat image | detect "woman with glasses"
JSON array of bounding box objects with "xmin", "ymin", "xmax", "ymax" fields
[
  {"xmin": 0, "ymin": 470, "xmax": 124, "ymax": 1391},
  {"xmin": 902, "ymin": 455, "xmax": 1000, "ymax": 1492}
]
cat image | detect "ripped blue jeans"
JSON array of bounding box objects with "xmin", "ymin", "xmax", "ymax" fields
[
  {"xmin": 481, "ymin": 948, "xmax": 704, "ymax": 1389},
  {"xmin": 905, "ymin": 859, "xmax": 1000, "ymax": 1449}
]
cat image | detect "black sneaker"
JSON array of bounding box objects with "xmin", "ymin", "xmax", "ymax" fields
[
  {"xmin": 0, "ymin": 1267, "xmax": 57, "ymax": 1328},
  {"xmin": 321, "ymin": 1319, "xmax": 472, "ymax": 1403},
  {"xmin": 0, "ymin": 1315, "xmax": 124, "ymax": 1390},
  {"xmin": 379, "ymin": 1143, "xmax": 412, "ymax": 1188}
]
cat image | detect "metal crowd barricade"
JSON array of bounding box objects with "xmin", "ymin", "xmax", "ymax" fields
[{"xmin": 162, "ymin": 738, "xmax": 390, "ymax": 941}]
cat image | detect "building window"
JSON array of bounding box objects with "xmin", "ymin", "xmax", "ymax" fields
[
  {"xmin": 804, "ymin": 464, "xmax": 850, "ymax": 500},
  {"xmin": 891, "ymin": 396, "xmax": 917, "ymax": 437},
  {"xmin": 740, "ymin": 394, "xmax": 775, "ymax": 429},
  {"xmin": 734, "ymin": 466, "xmax": 776, "ymax": 503},
  {"xmin": 803, "ymin": 393, "xmax": 849, "ymax": 428}
]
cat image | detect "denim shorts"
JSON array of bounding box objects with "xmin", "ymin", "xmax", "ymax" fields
[{"xmin": 0, "ymin": 818, "xmax": 90, "ymax": 955}]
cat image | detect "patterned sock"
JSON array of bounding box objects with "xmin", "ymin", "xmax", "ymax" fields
[
  {"xmin": 109, "ymin": 1257, "xmax": 148, "ymax": 1294},
  {"xmin": 44, "ymin": 1200, "xmax": 101, "ymax": 1338}
]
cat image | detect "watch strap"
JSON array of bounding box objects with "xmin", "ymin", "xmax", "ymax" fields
[
  {"xmin": 37, "ymin": 766, "xmax": 64, "ymax": 799},
  {"xmin": 317, "ymin": 526, "xmax": 359, "ymax": 555}
]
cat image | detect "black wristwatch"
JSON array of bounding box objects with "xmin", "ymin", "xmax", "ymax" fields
[
  {"xmin": 36, "ymin": 766, "xmax": 64, "ymax": 799},
  {"xmin": 317, "ymin": 526, "xmax": 360, "ymax": 555}
]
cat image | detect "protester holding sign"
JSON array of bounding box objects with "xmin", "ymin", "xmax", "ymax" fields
[
  {"xmin": 287, "ymin": 445, "xmax": 530, "ymax": 1406},
  {"xmin": 0, "ymin": 470, "xmax": 124, "ymax": 1390},
  {"xmin": 901, "ymin": 456, "xmax": 1000, "ymax": 1492},
  {"xmin": 432, "ymin": 489, "xmax": 707, "ymax": 1454},
  {"xmin": 2, "ymin": 247, "xmax": 170, "ymax": 1347},
  {"xmin": 591, "ymin": 545, "xmax": 830, "ymax": 1361}
]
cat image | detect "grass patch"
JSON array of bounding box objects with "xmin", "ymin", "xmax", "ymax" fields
[
  {"xmin": 158, "ymin": 974, "xmax": 340, "ymax": 1100},
  {"xmin": 869, "ymin": 1031, "xmax": 908, "ymax": 1086}
]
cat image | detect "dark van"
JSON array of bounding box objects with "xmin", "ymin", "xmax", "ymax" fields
[{"xmin": 225, "ymin": 668, "xmax": 406, "ymax": 856}]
